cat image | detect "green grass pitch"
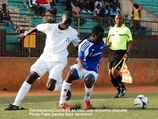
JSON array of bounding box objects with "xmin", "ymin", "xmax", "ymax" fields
[{"xmin": 0, "ymin": 92, "xmax": 158, "ymax": 119}]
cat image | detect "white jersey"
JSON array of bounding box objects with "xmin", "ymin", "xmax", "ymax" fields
[
  {"xmin": 37, "ymin": 23, "xmax": 80, "ymax": 63},
  {"xmin": 93, "ymin": 7, "xmax": 100, "ymax": 17}
]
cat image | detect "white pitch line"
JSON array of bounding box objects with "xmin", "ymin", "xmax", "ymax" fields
[{"xmin": 1, "ymin": 98, "xmax": 133, "ymax": 106}]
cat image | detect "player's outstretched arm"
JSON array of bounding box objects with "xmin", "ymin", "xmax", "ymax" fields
[
  {"xmin": 77, "ymin": 58, "xmax": 84, "ymax": 70},
  {"xmin": 17, "ymin": 26, "xmax": 38, "ymax": 40}
]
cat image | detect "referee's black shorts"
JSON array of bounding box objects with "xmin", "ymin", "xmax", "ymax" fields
[{"xmin": 108, "ymin": 50, "xmax": 126, "ymax": 70}]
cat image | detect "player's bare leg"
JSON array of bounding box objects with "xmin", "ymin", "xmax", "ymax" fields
[
  {"xmin": 4, "ymin": 72, "xmax": 39, "ymax": 110},
  {"xmin": 84, "ymin": 74, "xmax": 95, "ymax": 109},
  {"xmin": 59, "ymin": 70, "xmax": 76, "ymax": 110},
  {"xmin": 46, "ymin": 78, "xmax": 62, "ymax": 91}
]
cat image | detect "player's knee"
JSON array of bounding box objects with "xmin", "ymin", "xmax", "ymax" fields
[
  {"xmin": 85, "ymin": 80, "xmax": 94, "ymax": 88},
  {"xmin": 112, "ymin": 71, "xmax": 119, "ymax": 77},
  {"xmin": 46, "ymin": 79, "xmax": 56, "ymax": 91},
  {"xmin": 110, "ymin": 69, "xmax": 119, "ymax": 78},
  {"xmin": 65, "ymin": 70, "xmax": 78, "ymax": 83},
  {"xmin": 46, "ymin": 86, "xmax": 55, "ymax": 91},
  {"xmin": 46, "ymin": 83, "xmax": 55, "ymax": 91},
  {"xmin": 84, "ymin": 74, "xmax": 95, "ymax": 88},
  {"xmin": 26, "ymin": 72, "xmax": 39, "ymax": 84}
]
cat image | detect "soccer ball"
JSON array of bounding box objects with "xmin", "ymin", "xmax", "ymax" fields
[{"xmin": 134, "ymin": 94, "xmax": 149, "ymax": 109}]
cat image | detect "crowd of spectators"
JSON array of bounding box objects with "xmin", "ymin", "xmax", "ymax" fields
[
  {"xmin": 29, "ymin": 0, "xmax": 57, "ymax": 16},
  {"xmin": 0, "ymin": 0, "xmax": 150, "ymax": 35},
  {"xmin": 28, "ymin": 0, "xmax": 121, "ymax": 27},
  {"xmin": 71, "ymin": 0, "xmax": 87, "ymax": 26},
  {"xmin": 0, "ymin": 3, "xmax": 20, "ymax": 32},
  {"xmin": 1, "ymin": 0, "xmax": 121, "ymax": 29},
  {"xmin": 93, "ymin": 0, "xmax": 120, "ymax": 28},
  {"xmin": 29, "ymin": 0, "xmax": 57, "ymax": 23},
  {"xmin": 63, "ymin": 0, "xmax": 121, "ymax": 27}
]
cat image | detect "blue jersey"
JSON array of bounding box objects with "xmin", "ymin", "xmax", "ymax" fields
[{"xmin": 78, "ymin": 37, "xmax": 107, "ymax": 73}]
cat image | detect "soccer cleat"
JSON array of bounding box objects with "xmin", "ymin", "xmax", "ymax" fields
[
  {"xmin": 113, "ymin": 91, "xmax": 120, "ymax": 98},
  {"xmin": 119, "ymin": 88, "xmax": 127, "ymax": 97},
  {"xmin": 61, "ymin": 103, "xmax": 71, "ymax": 110},
  {"xmin": 4, "ymin": 104, "xmax": 19, "ymax": 110},
  {"xmin": 65, "ymin": 90, "xmax": 71, "ymax": 101},
  {"xmin": 85, "ymin": 99, "xmax": 93, "ymax": 109}
]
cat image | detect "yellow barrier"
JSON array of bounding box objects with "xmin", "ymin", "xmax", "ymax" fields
[{"xmin": 24, "ymin": 33, "xmax": 36, "ymax": 48}]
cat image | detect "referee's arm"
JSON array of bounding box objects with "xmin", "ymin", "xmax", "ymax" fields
[{"xmin": 127, "ymin": 41, "xmax": 132, "ymax": 53}]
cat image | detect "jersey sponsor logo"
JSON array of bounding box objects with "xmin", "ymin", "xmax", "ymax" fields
[
  {"xmin": 100, "ymin": 46, "xmax": 104, "ymax": 49},
  {"xmin": 58, "ymin": 32, "xmax": 64, "ymax": 34},
  {"xmin": 92, "ymin": 52, "xmax": 102, "ymax": 57}
]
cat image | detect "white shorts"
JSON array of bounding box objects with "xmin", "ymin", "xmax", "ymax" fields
[
  {"xmin": 30, "ymin": 58, "xmax": 67, "ymax": 83},
  {"xmin": 70, "ymin": 64, "xmax": 98, "ymax": 82}
]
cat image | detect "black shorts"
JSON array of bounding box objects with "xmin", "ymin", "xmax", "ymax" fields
[{"xmin": 108, "ymin": 50, "xmax": 126, "ymax": 70}]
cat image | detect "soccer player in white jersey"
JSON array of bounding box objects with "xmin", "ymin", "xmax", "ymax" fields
[
  {"xmin": 4, "ymin": 11, "xmax": 81, "ymax": 110},
  {"xmin": 59, "ymin": 25, "xmax": 107, "ymax": 110}
]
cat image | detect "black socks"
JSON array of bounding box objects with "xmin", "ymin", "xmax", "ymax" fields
[
  {"xmin": 111, "ymin": 75, "xmax": 126, "ymax": 91},
  {"xmin": 117, "ymin": 75, "xmax": 126, "ymax": 89},
  {"xmin": 111, "ymin": 78, "xmax": 120, "ymax": 91}
]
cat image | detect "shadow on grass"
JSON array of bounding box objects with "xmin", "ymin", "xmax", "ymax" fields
[{"xmin": 81, "ymin": 104, "xmax": 158, "ymax": 111}]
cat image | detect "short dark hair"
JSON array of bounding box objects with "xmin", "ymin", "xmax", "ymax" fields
[
  {"xmin": 134, "ymin": 4, "xmax": 139, "ymax": 9},
  {"xmin": 2, "ymin": 3, "xmax": 7, "ymax": 7},
  {"xmin": 61, "ymin": 11, "xmax": 73, "ymax": 24},
  {"xmin": 91, "ymin": 25, "xmax": 104, "ymax": 35},
  {"xmin": 64, "ymin": 11, "xmax": 73, "ymax": 19}
]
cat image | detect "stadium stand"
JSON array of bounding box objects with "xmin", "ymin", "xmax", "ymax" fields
[
  {"xmin": 6, "ymin": 0, "xmax": 109, "ymax": 33},
  {"xmin": 132, "ymin": 0, "xmax": 158, "ymax": 16},
  {"xmin": 0, "ymin": 0, "xmax": 158, "ymax": 58},
  {"xmin": 6, "ymin": 1, "xmax": 96, "ymax": 30}
]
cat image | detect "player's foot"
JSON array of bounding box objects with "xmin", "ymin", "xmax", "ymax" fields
[
  {"xmin": 85, "ymin": 99, "xmax": 93, "ymax": 109},
  {"xmin": 119, "ymin": 88, "xmax": 127, "ymax": 97},
  {"xmin": 113, "ymin": 91, "xmax": 120, "ymax": 98},
  {"xmin": 4, "ymin": 104, "xmax": 19, "ymax": 110},
  {"xmin": 65, "ymin": 90, "xmax": 71, "ymax": 101},
  {"xmin": 60, "ymin": 103, "xmax": 71, "ymax": 110}
]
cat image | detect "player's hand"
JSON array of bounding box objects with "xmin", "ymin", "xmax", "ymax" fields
[
  {"xmin": 124, "ymin": 52, "xmax": 130, "ymax": 60},
  {"xmin": 78, "ymin": 62, "xmax": 84, "ymax": 71},
  {"xmin": 105, "ymin": 42, "xmax": 111, "ymax": 47},
  {"xmin": 17, "ymin": 33, "xmax": 26, "ymax": 40}
]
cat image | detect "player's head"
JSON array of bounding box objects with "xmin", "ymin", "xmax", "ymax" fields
[
  {"xmin": 133, "ymin": 3, "xmax": 139, "ymax": 9},
  {"xmin": 2, "ymin": 3, "xmax": 7, "ymax": 9},
  {"xmin": 60, "ymin": 11, "xmax": 73, "ymax": 29},
  {"xmin": 115, "ymin": 13, "xmax": 124, "ymax": 27},
  {"xmin": 91, "ymin": 25, "xmax": 104, "ymax": 44}
]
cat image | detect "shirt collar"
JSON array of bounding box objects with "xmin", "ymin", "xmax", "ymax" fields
[{"xmin": 114, "ymin": 24, "xmax": 125, "ymax": 28}]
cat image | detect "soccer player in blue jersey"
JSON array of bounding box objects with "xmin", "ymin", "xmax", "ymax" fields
[{"xmin": 59, "ymin": 25, "xmax": 107, "ymax": 110}]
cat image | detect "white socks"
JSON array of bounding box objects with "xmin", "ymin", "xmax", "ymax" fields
[
  {"xmin": 84, "ymin": 85, "xmax": 94, "ymax": 100},
  {"xmin": 59, "ymin": 81, "xmax": 71, "ymax": 105},
  {"xmin": 53, "ymin": 83, "xmax": 62, "ymax": 91},
  {"xmin": 13, "ymin": 81, "xmax": 31, "ymax": 106}
]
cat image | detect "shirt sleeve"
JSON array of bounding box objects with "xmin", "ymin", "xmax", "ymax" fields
[
  {"xmin": 78, "ymin": 40, "xmax": 90, "ymax": 59},
  {"xmin": 71, "ymin": 30, "xmax": 81, "ymax": 47},
  {"xmin": 103, "ymin": 38, "xmax": 107, "ymax": 45},
  {"xmin": 37, "ymin": 23, "xmax": 49, "ymax": 33},
  {"xmin": 107, "ymin": 29, "xmax": 112, "ymax": 42},
  {"xmin": 127, "ymin": 28, "xmax": 133, "ymax": 42}
]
